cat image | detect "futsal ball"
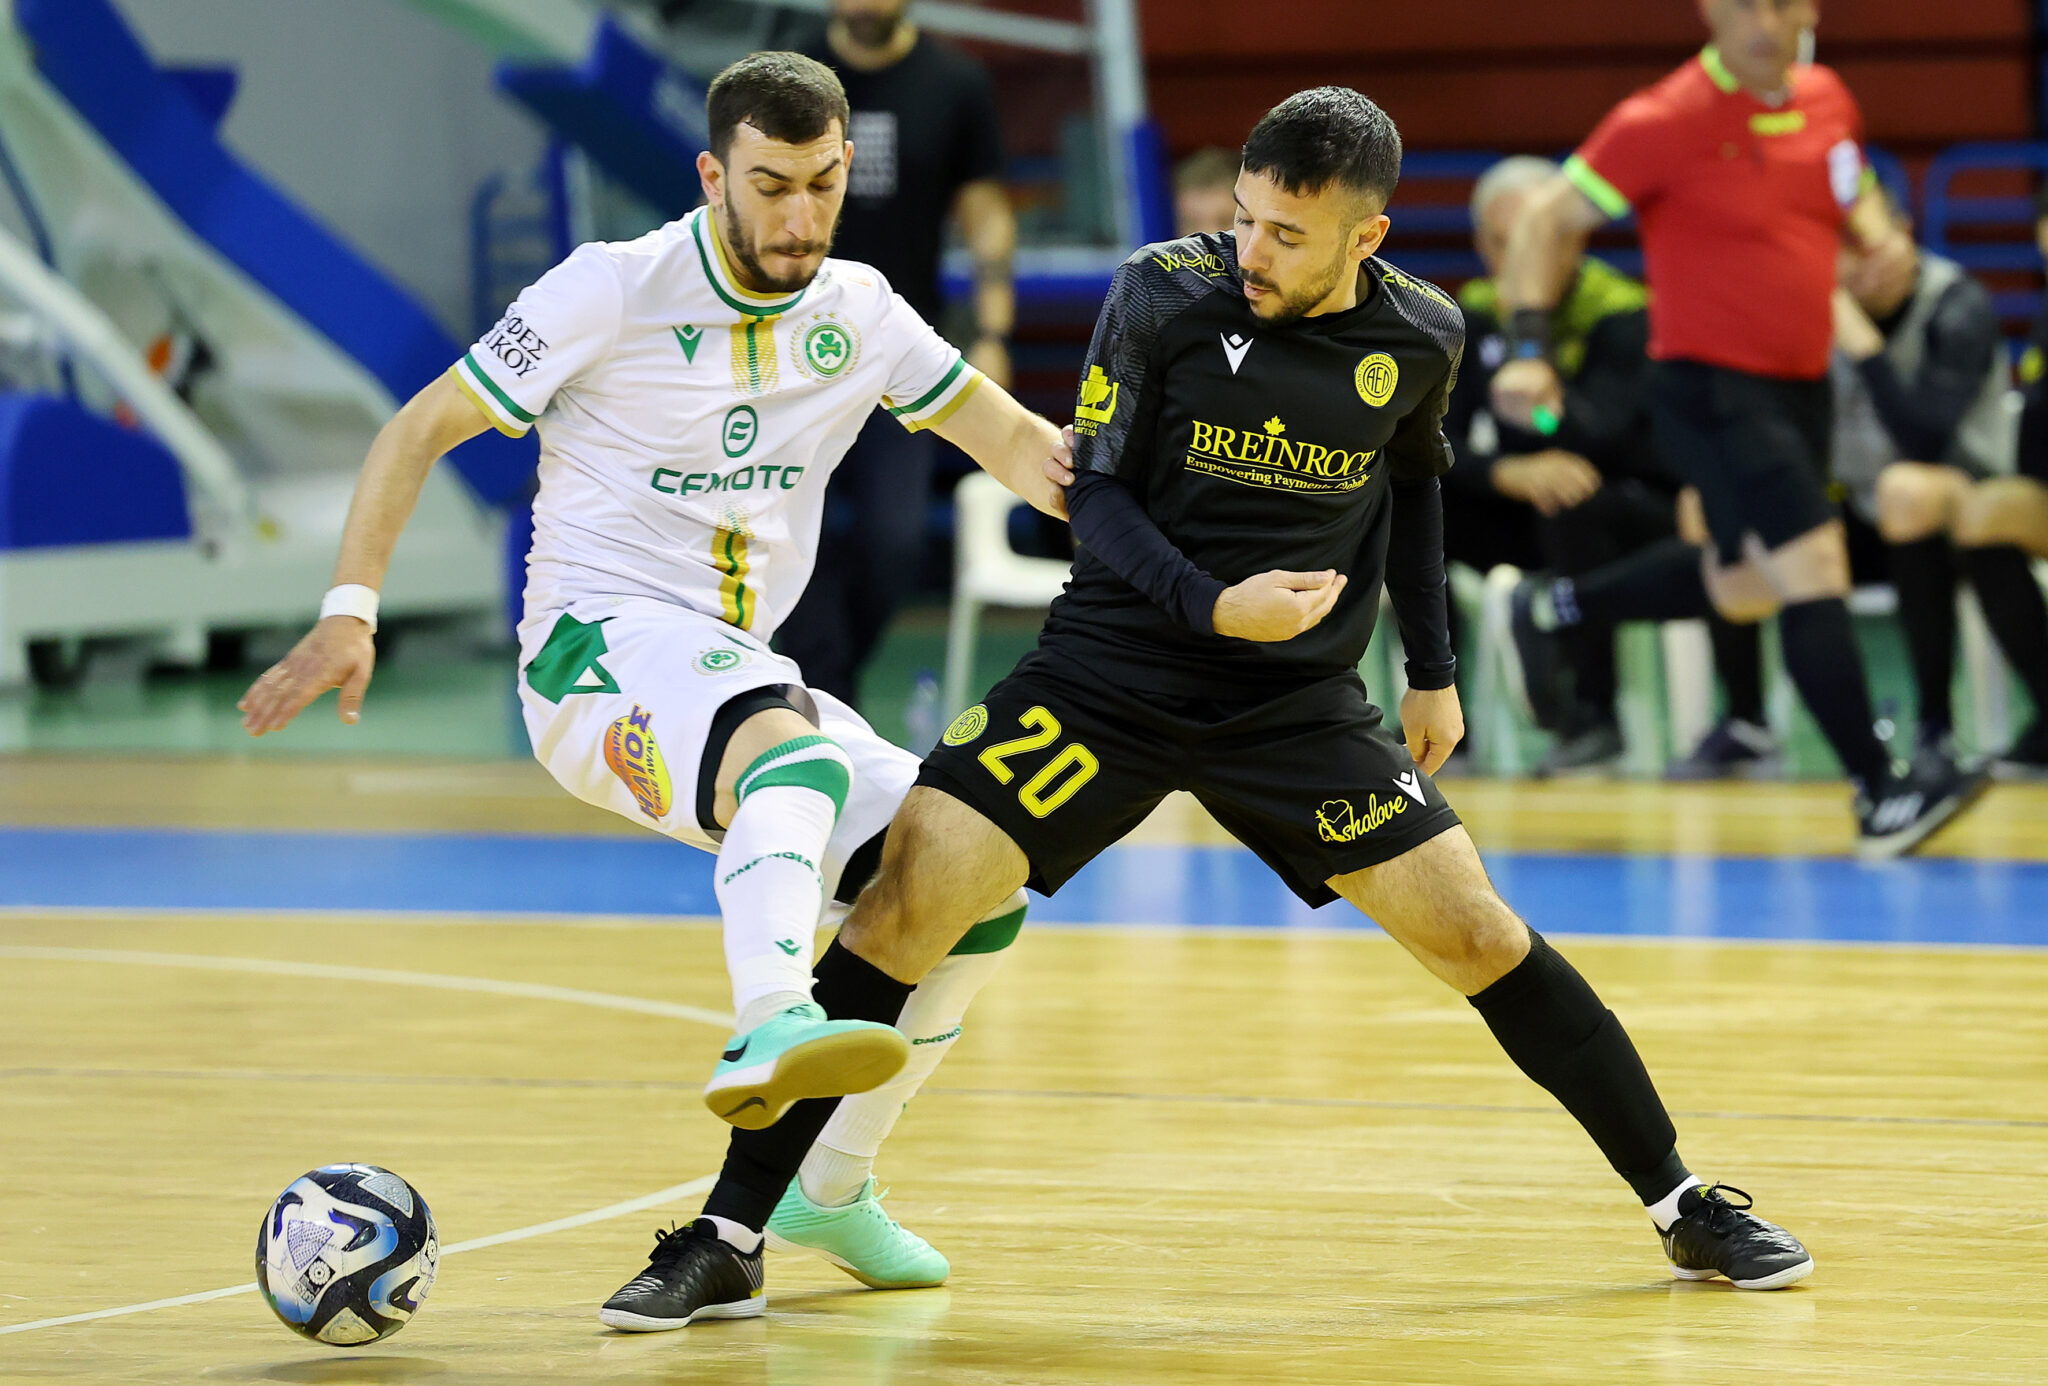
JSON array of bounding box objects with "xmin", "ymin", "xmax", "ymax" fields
[{"xmin": 256, "ymin": 1163, "xmax": 438, "ymax": 1345}]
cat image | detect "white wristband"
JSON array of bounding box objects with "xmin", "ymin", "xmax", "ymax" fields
[{"xmin": 319, "ymin": 583, "xmax": 380, "ymax": 633}]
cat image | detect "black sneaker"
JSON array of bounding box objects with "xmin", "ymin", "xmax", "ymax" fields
[
  {"xmin": 1661, "ymin": 1184, "xmax": 1813, "ymax": 1290},
  {"xmin": 1856, "ymin": 755, "xmax": 1990, "ymax": 862},
  {"xmin": 1534, "ymin": 719, "xmax": 1625, "ymax": 778},
  {"xmin": 1992, "ymin": 719, "xmax": 2048, "ymax": 781},
  {"xmin": 1666, "ymin": 718, "xmax": 1778, "ymax": 781},
  {"xmin": 598, "ymin": 1220, "xmax": 764, "ymax": 1331},
  {"xmin": 1504, "ymin": 574, "xmax": 1571, "ymax": 732}
]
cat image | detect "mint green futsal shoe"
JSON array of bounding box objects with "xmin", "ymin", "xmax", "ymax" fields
[
  {"xmin": 764, "ymin": 1179, "xmax": 950, "ymax": 1289},
  {"xmin": 701, "ymin": 1002, "xmax": 910, "ymax": 1130}
]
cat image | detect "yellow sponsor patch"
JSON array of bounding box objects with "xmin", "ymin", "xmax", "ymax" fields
[
  {"xmin": 943, "ymin": 704, "xmax": 989, "ymax": 747},
  {"xmin": 605, "ymin": 705, "xmax": 672, "ymax": 821},
  {"xmin": 1073, "ymin": 365, "xmax": 1120, "ymax": 436},
  {"xmin": 1355, "ymin": 353, "xmax": 1398, "ymax": 408}
]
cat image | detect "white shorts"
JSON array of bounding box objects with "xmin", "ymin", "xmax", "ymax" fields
[{"xmin": 516, "ymin": 596, "xmax": 917, "ymax": 900}]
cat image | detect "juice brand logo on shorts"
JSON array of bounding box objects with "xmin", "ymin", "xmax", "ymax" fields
[
  {"xmin": 481, "ymin": 312, "xmax": 549, "ymax": 379},
  {"xmin": 1316, "ymin": 794, "xmax": 1407, "ymax": 843},
  {"xmin": 722, "ymin": 404, "xmax": 759, "ymax": 458},
  {"xmin": 693, "ymin": 646, "xmax": 749, "ymax": 675},
  {"xmin": 604, "ymin": 705, "xmax": 673, "ymax": 821},
  {"xmin": 794, "ymin": 314, "xmax": 860, "ymax": 380},
  {"xmin": 1354, "ymin": 352, "xmax": 1398, "ymax": 408},
  {"xmin": 1073, "ymin": 366, "xmax": 1119, "ymax": 436},
  {"xmin": 943, "ymin": 704, "xmax": 988, "ymax": 746}
]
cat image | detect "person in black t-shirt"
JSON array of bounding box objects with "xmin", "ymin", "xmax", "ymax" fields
[
  {"xmin": 699, "ymin": 88, "xmax": 1814, "ymax": 1297},
  {"xmin": 778, "ymin": 0, "xmax": 1015, "ymax": 706}
]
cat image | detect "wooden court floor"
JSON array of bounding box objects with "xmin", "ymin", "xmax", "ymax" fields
[{"xmin": 4, "ymin": 903, "xmax": 2045, "ymax": 1384}]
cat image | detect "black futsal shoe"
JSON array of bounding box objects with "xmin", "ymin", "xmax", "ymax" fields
[
  {"xmin": 1855, "ymin": 755, "xmax": 1989, "ymax": 861},
  {"xmin": 598, "ymin": 1220, "xmax": 764, "ymax": 1331},
  {"xmin": 1661, "ymin": 1184, "xmax": 1814, "ymax": 1290}
]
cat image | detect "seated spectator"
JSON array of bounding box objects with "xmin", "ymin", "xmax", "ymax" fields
[
  {"xmin": 1173, "ymin": 147, "xmax": 1239, "ymax": 236},
  {"xmin": 1826, "ymin": 191, "xmax": 2045, "ymax": 776},
  {"xmin": 1947, "ymin": 187, "xmax": 2048, "ymax": 774},
  {"xmin": 1450, "ymin": 157, "xmax": 1765, "ymax": 775}
]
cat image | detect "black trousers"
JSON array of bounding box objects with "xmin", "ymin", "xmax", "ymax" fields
[
  {"xmin": 775, "ymin": 410, "xmax": 938, "ymax": 708},
  {"xmin": 1442, "ymin": 475, "xmax": 1679, "ymax": 724}
]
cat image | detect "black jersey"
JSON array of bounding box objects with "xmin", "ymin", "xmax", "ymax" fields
[{"xmin": 1040, "ymin": 231, "xmax": 1464, "ymax": 696}]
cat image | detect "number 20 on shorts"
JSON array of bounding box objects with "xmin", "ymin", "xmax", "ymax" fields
[{"xmin": 977, "ymin": 706, "xmax": 1099, "ymax": 817}]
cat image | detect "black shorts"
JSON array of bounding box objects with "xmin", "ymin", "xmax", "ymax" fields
[
  {"xmin": 916, "ymin": 658, "xmax": 1462, "ymax": 908},
  {"xmin": 1650, "ymin": 359, "xmax": 1835, "ymax": 566}
]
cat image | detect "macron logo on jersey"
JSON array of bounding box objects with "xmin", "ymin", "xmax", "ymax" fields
[{"xmin": 1220, "ymin": 332, "xmax": 1252, "ymax": 375}]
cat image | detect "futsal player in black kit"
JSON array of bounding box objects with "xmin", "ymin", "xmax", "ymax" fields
[{"xmin": 601, "ymin": 89, "xmax": 1815, "ymax": 1328}]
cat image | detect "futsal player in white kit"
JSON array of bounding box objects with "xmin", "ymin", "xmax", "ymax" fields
[{"xmin": 239, "ymin": 52, "xmax": 1072, "ymax": 1297}]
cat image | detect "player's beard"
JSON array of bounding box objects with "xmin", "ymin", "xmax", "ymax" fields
[
  {"xmin": 720, "ymin": 202, "xmax": 835, "ymax": 295},
  {"xmin": 1242, "ymin": 249, "xmax": 1352, "ymax": 327}
]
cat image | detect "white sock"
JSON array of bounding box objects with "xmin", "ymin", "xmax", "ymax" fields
[
  {"xmin": 735, "ymin": 989, "xmax": 810, "ymax": 1034},
  {"xmin": 1647, "ymin": 1175, "xmax": 1705, "ymax": 1231},
  {"xmin": 799, "ymin": 893, "xmax": 1024, "ymax": 1207},
  {"xmin": 715, "ymin": 736, "xmax": 851, "ymax": 1020},
  {"xmin": 700, "ymin": 1214, "xmax": 763, "ymax": 1253}
]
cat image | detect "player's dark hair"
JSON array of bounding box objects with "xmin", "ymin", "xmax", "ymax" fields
[
  {"xmin": 1240, "ymin": 87, "xmax": 1402, "ymax": 215},
  {"xmin": 706, "ymin": 52, "xmax": 850, "ymax": 164}
]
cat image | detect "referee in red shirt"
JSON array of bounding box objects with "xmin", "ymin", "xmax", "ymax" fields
[{"xmin": 1493, "ymin": 0, "xmax": 1984, "ymax": 856}]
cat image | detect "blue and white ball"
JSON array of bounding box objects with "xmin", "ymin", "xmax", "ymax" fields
[{"xmin": 256, "ymin": 1164, "xmax": 438, "ymax": 1345}]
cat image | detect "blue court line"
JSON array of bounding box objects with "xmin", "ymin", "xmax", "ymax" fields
[{"xmin": 1, "ymin": 827, "xmax": 2044, "ymax": 947}]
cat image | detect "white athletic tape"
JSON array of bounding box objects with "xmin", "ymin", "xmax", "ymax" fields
[{"xmin": 0, "ymin": 1176, "xmax": 715, "ymax": 1337}]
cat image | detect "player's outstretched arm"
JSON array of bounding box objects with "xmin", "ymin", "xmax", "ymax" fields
[
  {"xmin": 1491, "ymin": 174, "xmax": 1609, "ymax": 430},
  {"xmin": 928, "ymin": 379, "xmax": 1072, "ymax": 519},
  {"xmin": 237, "ymin": 373, "xmax": 491, "ymax": 736}
]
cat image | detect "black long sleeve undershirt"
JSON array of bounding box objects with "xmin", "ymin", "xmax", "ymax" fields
[
  {"xmin": 1062, "ymin": 470, "xmax": 1457, "ymax": 689},
  {"xmin": 1065, "ymin": 470, "xmax": 1226, "ymax": 634},
  {"xmin": 1385, "ymin": 476, "xmax": 1457, "ymax": 690}
]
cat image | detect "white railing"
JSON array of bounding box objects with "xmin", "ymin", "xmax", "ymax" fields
[{"xmin": 0, "ymin": 224, "xmax": 251, "ymax": 533}]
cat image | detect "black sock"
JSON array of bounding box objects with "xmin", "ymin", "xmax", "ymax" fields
[
  {"xmin": 1889, "ymin": 538, "xmax": 1958, "ymax": 738},
  {"xmin": 1775, "ymin": 597, "xmax": 1890, "ymax": 785},
  {"xmin": 1709, "ymin": 616, "xmax": 1766, "ymax": 725},
  {"xmin": 1553, "ymin": 538, "xmax": 1713, "ymax": 628},
  {"xmin": 1963, "ymin": 545, "xmax": 2048, "ymax": 718},
  {"xmin": 700, "ymin": 937, "xmax": 915, "ymax": 1230},
  {"xmin": 1468, "ymin": 930, "xmax": 1689, "ymax": 1204}
]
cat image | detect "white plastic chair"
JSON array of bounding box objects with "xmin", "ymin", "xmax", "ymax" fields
[{"xmin": 942, "ymin": 472, "xmax": 1072, "ymax": 715}]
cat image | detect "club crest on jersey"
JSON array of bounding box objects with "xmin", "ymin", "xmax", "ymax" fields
[
  {"xmin": 604, "ymin": 705, "xmax": 673, "ymax": 821},
  {"xmin": 693, "ymin": 646, "xmax": 750, "ymax": 675},
  {"xmin": 1073, "ymin": 366, "xmax": 1119, "ymax": 436},
  {"xmin": 1355, "ymin": 353, "xmax": 1398, "ymax": 408},
  {"xmin": 793, "ymin": 313, "xmax": 861, "ymax": 380},
  {"xmin": 943, "ymin": 704, "xmax": 989, "ymax": 746},
  {"xmin": 1316, "ymin": 793, "xmax": 1407, "ymax": 843}
]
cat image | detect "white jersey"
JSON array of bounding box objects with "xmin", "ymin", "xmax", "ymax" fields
[{"xmin": 453, "ymin": 206, "xmax": 982, "ymax": 638}]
